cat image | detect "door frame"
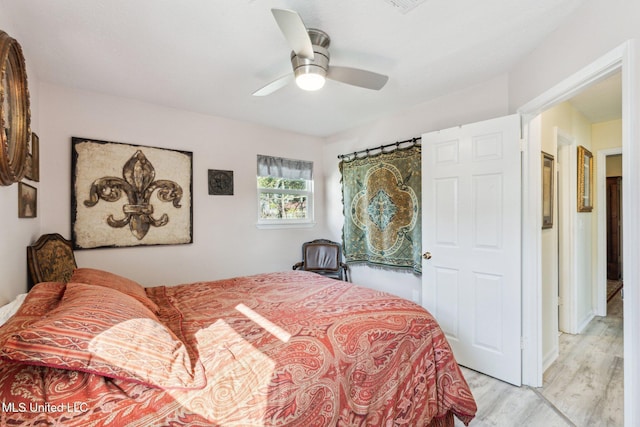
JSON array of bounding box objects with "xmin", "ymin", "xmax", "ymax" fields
[
  {"xmin": 596, "ymin": 147, "xmax": 623, "ymax": 316},
  {"xmin": 518, "ymin": 40, "xmax": 638, "ymax": 426},
  {"xmin": 555, "ymin": 128, "xmax": 576, "ymax": 335}
]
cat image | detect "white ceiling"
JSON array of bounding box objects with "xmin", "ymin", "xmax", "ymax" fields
[
  {"xmin": 3, "ymin": 0, "xmax": 604, "ymax": 137},
  {"xmin": 568, "ymin": 72, "xmax": 622, "ymax": 123}
]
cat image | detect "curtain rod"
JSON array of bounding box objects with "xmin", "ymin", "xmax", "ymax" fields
[{"xmin": 337, "ymin": 137, "xmax": 421, "ymax": 161}]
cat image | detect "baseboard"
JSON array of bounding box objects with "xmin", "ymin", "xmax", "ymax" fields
[
  {"xmin": 542, "ymin": 345, "xmax": 559, "ymax": 373},
  {"xmin": 577, "ymin": 311, "xmax": 595, "ymax": 334}
]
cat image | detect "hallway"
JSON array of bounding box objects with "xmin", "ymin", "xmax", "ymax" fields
[{"xmin": 456, "ymin": 290, "xmax": 623, "ymax": 426}]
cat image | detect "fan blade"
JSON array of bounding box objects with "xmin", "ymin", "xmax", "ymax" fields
[
  {"xmin": 271, "ymin": 9, "xmax": 314, "ymax": 60},
  {"xmin": 252, "ymin": 74, "xmax": 294, "ymax": 96},
  {"xmin": 327, "ymin": 66, "xmax": 389, "ymax": 90}
]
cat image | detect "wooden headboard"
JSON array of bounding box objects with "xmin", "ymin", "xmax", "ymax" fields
[{"xmin": 27, "ymin": 233, "xmax": 77, "ymax": 289}]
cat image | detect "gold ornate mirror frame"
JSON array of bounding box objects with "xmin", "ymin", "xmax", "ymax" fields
[{"xmin": 0, "ymin": 30, "xmax": 30, "ymax": 186}]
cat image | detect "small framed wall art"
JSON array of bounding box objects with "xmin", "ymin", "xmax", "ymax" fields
[
  {"xmin": 25, "ymin": 132, "xmax": 39, "ymax": 182},
  {"xmin": 18, "ymin": 181, "xmax": 36, "ymax": 218},
  {"xmin": 208, "ymin": 169, "xmax": 234, "ymax": 195}
]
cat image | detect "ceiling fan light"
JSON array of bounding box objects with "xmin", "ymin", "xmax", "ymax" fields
[{"xmin": 295, "ymin": 72, "xmax": 326, "ymax": 91}]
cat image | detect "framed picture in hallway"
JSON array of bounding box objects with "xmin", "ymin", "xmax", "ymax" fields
[
  {"xmin": 577, "ymin": 145, "xmax": 593, "ymax": 212},
  {"xmin": 542, "ymin": 151, "xmax": 554, "ymax": 229}
]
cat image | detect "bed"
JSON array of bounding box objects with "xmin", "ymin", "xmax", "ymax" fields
[{"xmin": 0, "ymin": 268, "xmax": 476, "ymax": 426}]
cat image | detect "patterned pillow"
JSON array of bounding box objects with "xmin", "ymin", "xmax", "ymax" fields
[
  {"xmin": 0, "ymin": 282, "xmax": 205, "ymax": 390},
  {"xmin": 70, "ymin": 267, "xmax": 159, "ymax": 314}
]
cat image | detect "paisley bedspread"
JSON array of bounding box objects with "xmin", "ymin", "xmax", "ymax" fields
[{"xmin": 0, "ymin": 271, "xmax": 476, "ymax": 426}]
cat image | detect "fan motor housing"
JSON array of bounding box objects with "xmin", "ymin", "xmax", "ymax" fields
[{"xmin": 290, "ymin": 29, "xmax": 330, "ymax": 78}]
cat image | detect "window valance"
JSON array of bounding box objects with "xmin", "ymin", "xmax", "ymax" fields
[{"xmin": 257, "ymin": 154, "xmax": 313, "ymax": 180}]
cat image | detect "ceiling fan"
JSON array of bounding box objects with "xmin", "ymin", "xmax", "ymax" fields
[{"xmin": 253, "ymin": 9, "xmax": 389, "ymax": 96}]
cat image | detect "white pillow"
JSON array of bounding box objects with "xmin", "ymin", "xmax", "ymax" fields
[{"xmin": 0, "ymin": 293, "xmax": 27, "ymax": 327}]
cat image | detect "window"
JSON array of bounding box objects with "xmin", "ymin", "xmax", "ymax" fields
[{"xmin": 257, "ymin": 154, "xmax": 314, "ymax": 227}]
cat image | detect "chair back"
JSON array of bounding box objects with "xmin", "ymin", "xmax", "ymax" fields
[
  {"xmin": 27, "ymin": 233, "xmax": 77, "ymax": 288},
  {"xmin": 294, "ymin": 239, "xmax": 349, "ymax": 281},
  {"xmin": 303, "ymin": 240, "xmax": 341, "ymax": 272}
]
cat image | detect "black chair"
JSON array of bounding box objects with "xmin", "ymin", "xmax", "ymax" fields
[
  {"xmin": 27, "ymin": 233, "xmax": 77, "ymax": 289},
  {"xmin": 293, "ymin": 239, "xmax": 350, "ymax": 282}
]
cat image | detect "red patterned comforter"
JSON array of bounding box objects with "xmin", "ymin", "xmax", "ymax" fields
[{"xmin": 0, "ymin": 271, "xmax": 476, "ymax": 426}]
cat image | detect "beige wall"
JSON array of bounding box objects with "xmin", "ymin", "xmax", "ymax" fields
[
  {"xmin": 538, "ymin": 112, "xmax": 622, "ymax": 370},
  {"xmin": 593, "ymin": 119, "xmax": 623, "ymax": 179},
  {"xmin": 607, "ymin": 155, "xmax": 622, "ymax": 177},
  {"xmin": 539, "ymin": 101, "xmax": 594, "ymax": 368}
]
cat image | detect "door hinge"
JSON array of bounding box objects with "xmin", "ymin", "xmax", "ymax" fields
[
  {"xmin": 520, "ymin": 337, "xmax": 526, "ymax": 349},
  {"xmin": 519, "ymin": 139, "xmax": 526, "ymax": 152}
]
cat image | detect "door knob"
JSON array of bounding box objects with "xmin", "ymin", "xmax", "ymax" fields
[{"xmin": 422, "ymin": 252, "xmax": 432, "ymax": 260}]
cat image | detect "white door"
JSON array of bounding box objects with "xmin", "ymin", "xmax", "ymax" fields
[{"xmin": 421, "ymin": 115, "xmax": 522, "ymax": 386}]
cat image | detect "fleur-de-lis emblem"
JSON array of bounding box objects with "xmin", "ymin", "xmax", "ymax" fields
[{"xmin": 84, "ymin": 150, "xmax": 183, "ymax": 240}]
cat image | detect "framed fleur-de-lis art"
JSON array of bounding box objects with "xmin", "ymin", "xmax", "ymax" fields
[{"xmin": 71, "ymin": 137, "xmax": 193, "ymax": 249}]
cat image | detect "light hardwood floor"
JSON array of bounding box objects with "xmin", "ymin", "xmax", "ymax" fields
[{"xmin": 455, "ymin": 290, "xmax": 623, "ymax": 426}]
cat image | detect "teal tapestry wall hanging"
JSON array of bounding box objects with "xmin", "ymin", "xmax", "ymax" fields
[{"xmin": 340, "ymin": 145, "xmax": 421, "ymax": 273}]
